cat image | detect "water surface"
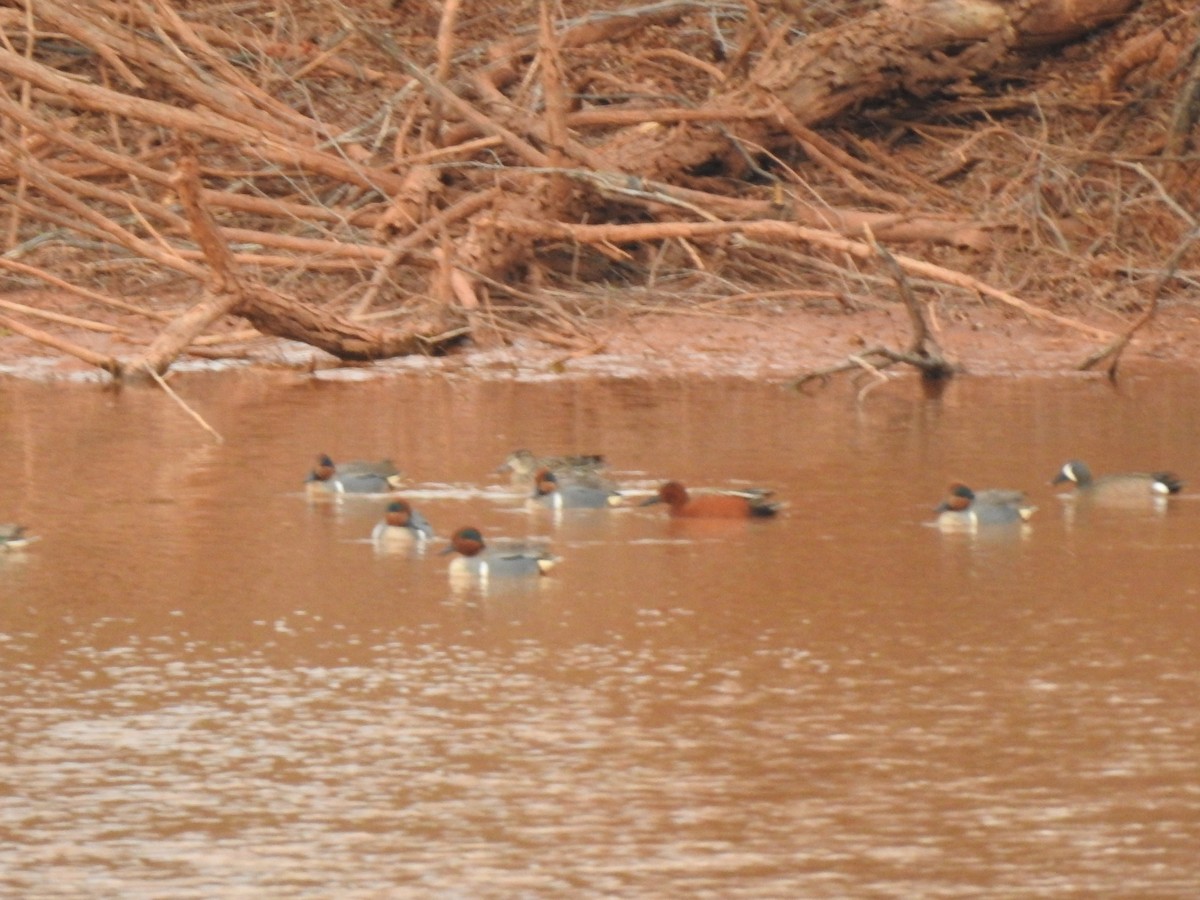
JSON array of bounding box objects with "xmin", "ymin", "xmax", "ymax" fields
[{"xmin": 1, "ymin": 369, "xmax": 1198, "ymax": 897}]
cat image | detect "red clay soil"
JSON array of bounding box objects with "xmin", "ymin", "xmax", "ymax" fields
[
  {"xmin": 585, "ymin": 302, "xmax": 1200, "ymax": 380},
  {"xmin": 3, "ymin": 292, "xmax": 1199, "ymax": 382}
]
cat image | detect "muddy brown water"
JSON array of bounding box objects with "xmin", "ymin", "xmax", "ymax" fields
[{"xmin": 2, "ymin": 368, "xmax": 1199, "ymax": 897}]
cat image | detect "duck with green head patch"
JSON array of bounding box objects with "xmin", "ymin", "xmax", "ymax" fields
[
  {"xmin": 372, "ymin": 500, "xmax": 434, "ymax": 545},
  {"xmin": 441, "ymin": 526, "xmax": 557, "ymax": 585},
  {"xmin": 306, "ymin": 453, "xmax": 404, "ymax": 495},
  {"xmin": 935, "ymin": 483, "xmax": 1036, "ymax": 531},
  {"xmin": 528, "ymin": 468, "xmax": 623, "ymax": 510}
]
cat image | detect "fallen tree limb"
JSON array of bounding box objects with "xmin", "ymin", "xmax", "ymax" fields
[
  {"xmin": 121, "ymin": 153, "xmax": 246, "ymax": 378},
  {"xmin": 0, "ymin": 297, "xmax": 123, "ymax": 334},
  {"xmin": 234, "ymin": 285, "xmax": 466, "ymax": 361},
  {"xmin": 0, "ymin": 313, "xmax": 120, "ymax": 373},
  {"xmin": 632, "ymin": 180, "xmax": 992, "ymax": 249},
  {"xmin": 0, "ymin": 260, "xmax": 171, "ymax": 321},
  {"xmin": 0, "ymin": 46, "xmax": 406, "ymax": 194},
  {"xmin": 353, "ymin": 186, "xmax": 502, "ymax": 317},
  {"xmin": 491, "ymin": 216, "xmax": 1113, "ymax": 339},
  {"xmin": 1080, "ymin": 227, "xmax": 1199, "ymax": 379},
  {"xmin": 788, "ymin": 227, "xmax": 956, "ymax": 391},
  {"xmin": 867, "ymin": 227, "xmax": 954, "ymax": 379},
  {"xmin": 115, "ymin": 149, "xmax": 463, "ymax": 378},
  {"xmin": 144, "ymin": 365, "xmax": 225, "ymax": 444}
]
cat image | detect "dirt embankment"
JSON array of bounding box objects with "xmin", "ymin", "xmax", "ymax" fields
[{"xmin": 0, "ymin": 0, "xmax": 1197, "ymax": 382}]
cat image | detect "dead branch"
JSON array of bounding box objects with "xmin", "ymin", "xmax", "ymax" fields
[
  {"xmin": 2, "ymin": 0, "xmax": 1187, "ymax": 382},
  {"xmin": 772, "ymin": 108, "xmax": 911, "ymax": 210},
  {"xmin": 490, "ymin": 216, "xmax": 1112, "ymax": 339},
  {"xmin": 0, "ymin": 312, "xmax": 120, "ymax": 373},
  {"xmin": 121, "ymin": 153, "xmax": 245, "ymax": 378},
  {"xmin": 866, "ymin": 227, "xmax": 954, "ymax": 379},
  {"xmin": 0, "ymin": 259, "xmax": 171, "ymax": 321},
  {"xmin": 0, "ymin": 47, "xmax": 405, "ymax": 193},
  {"xmin": 0, "ymin": 296, "xmax": 123, "ymax": 334},
  {"xmin": 235, "ymin": 285, "xmax": 466, "ymax": 361},
  {"xmin": 115, "ymin": 150, "xmax": 460, "ymax": 378},
  {"xmin": 788, "ymin": 227, "xmax": 956, "ymax": 390},
  {"xmin": 1165, "ymin": 30, "xmax": 1200, "ymax": 158},
  {"xmin": 354, "ymin": 188, "xmax": 502, "ymax": 318},
  {"xmin": 1079, "ymin": 227, "xmax": 1200, "ymax": 379},
  {"xmin": 144, "ymin": 365, "xmax": 224, "ymax": 444}
]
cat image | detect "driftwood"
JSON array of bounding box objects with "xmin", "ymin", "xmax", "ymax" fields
[{"xmin": 0, "ymin": 0, "xmax": 1193, "ymax": 379}]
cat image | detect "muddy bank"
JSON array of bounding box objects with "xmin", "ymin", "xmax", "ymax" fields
[{"xmin": 3, "ymin": 302, "xmax": 1199, "ymax": 384}]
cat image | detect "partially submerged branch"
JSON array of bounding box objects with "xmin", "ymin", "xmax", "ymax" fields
[
  {"xmin": 866, "ymin": 227, "xmax": 955, "ymax": 380},
  {"xmin": 788, "ymin": 229, "xmax": 956, "ymax": 391}
]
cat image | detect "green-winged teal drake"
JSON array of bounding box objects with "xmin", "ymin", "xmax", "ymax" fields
[
  {"xmin": 371, "ymin": 500, "xmax": 434, "ymax": 544},
  {"xmin": 441, "ymin": 526, "xmax": 557, "ymax": 584},
  {"xmin": 935, "ymin": 483, "xmax": 1036, "ymax": 531},
  {"xmin": 528, "ymin": 468, "xmax": 622, "ymax": 510},
  {"xmin": 306, "ymin": 454, "xmax": 404, "ymax": 495}
]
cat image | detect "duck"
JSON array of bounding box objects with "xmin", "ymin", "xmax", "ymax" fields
[
  {"xmin": 641, "ymin": 481, "xmax": 779, "ymax": 519},
  {"xmin": 1052, "ymin": 460, "xmax": 1182, "ymax": 502},
  {"xmin": 371, "ymin": 500, "xmax": 434, "ymax": 544},
  {"xmin": 935, "ymin": 483, "xmax": 1036, "ymax": 531},
  {"xmin": 1, "ymin": 524, "xmax": 33, "ymax": 549},
  {"xmin": 498, "ymin": 448, "xmax": 608, "ymax": 489},
  {"xmin": 528, "ymin": 468, "xmax": 623, "ymax": 510},
  {"xmin": 306, "ymin": 454, "xmax": 404, "ymax": 495},
  {"xmin": 441, "ymin": 526, "xmax": 557, "ymax": 583}
]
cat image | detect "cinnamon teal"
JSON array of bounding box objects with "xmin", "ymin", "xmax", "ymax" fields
[{"xmin": 641, "ymin": 481, "xmax": 779, "ymax": 519}]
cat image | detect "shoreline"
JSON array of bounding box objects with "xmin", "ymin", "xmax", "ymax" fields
[{"xmin": 2, "ymin": 302, "xmax": 1199, "ymax": 384}]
